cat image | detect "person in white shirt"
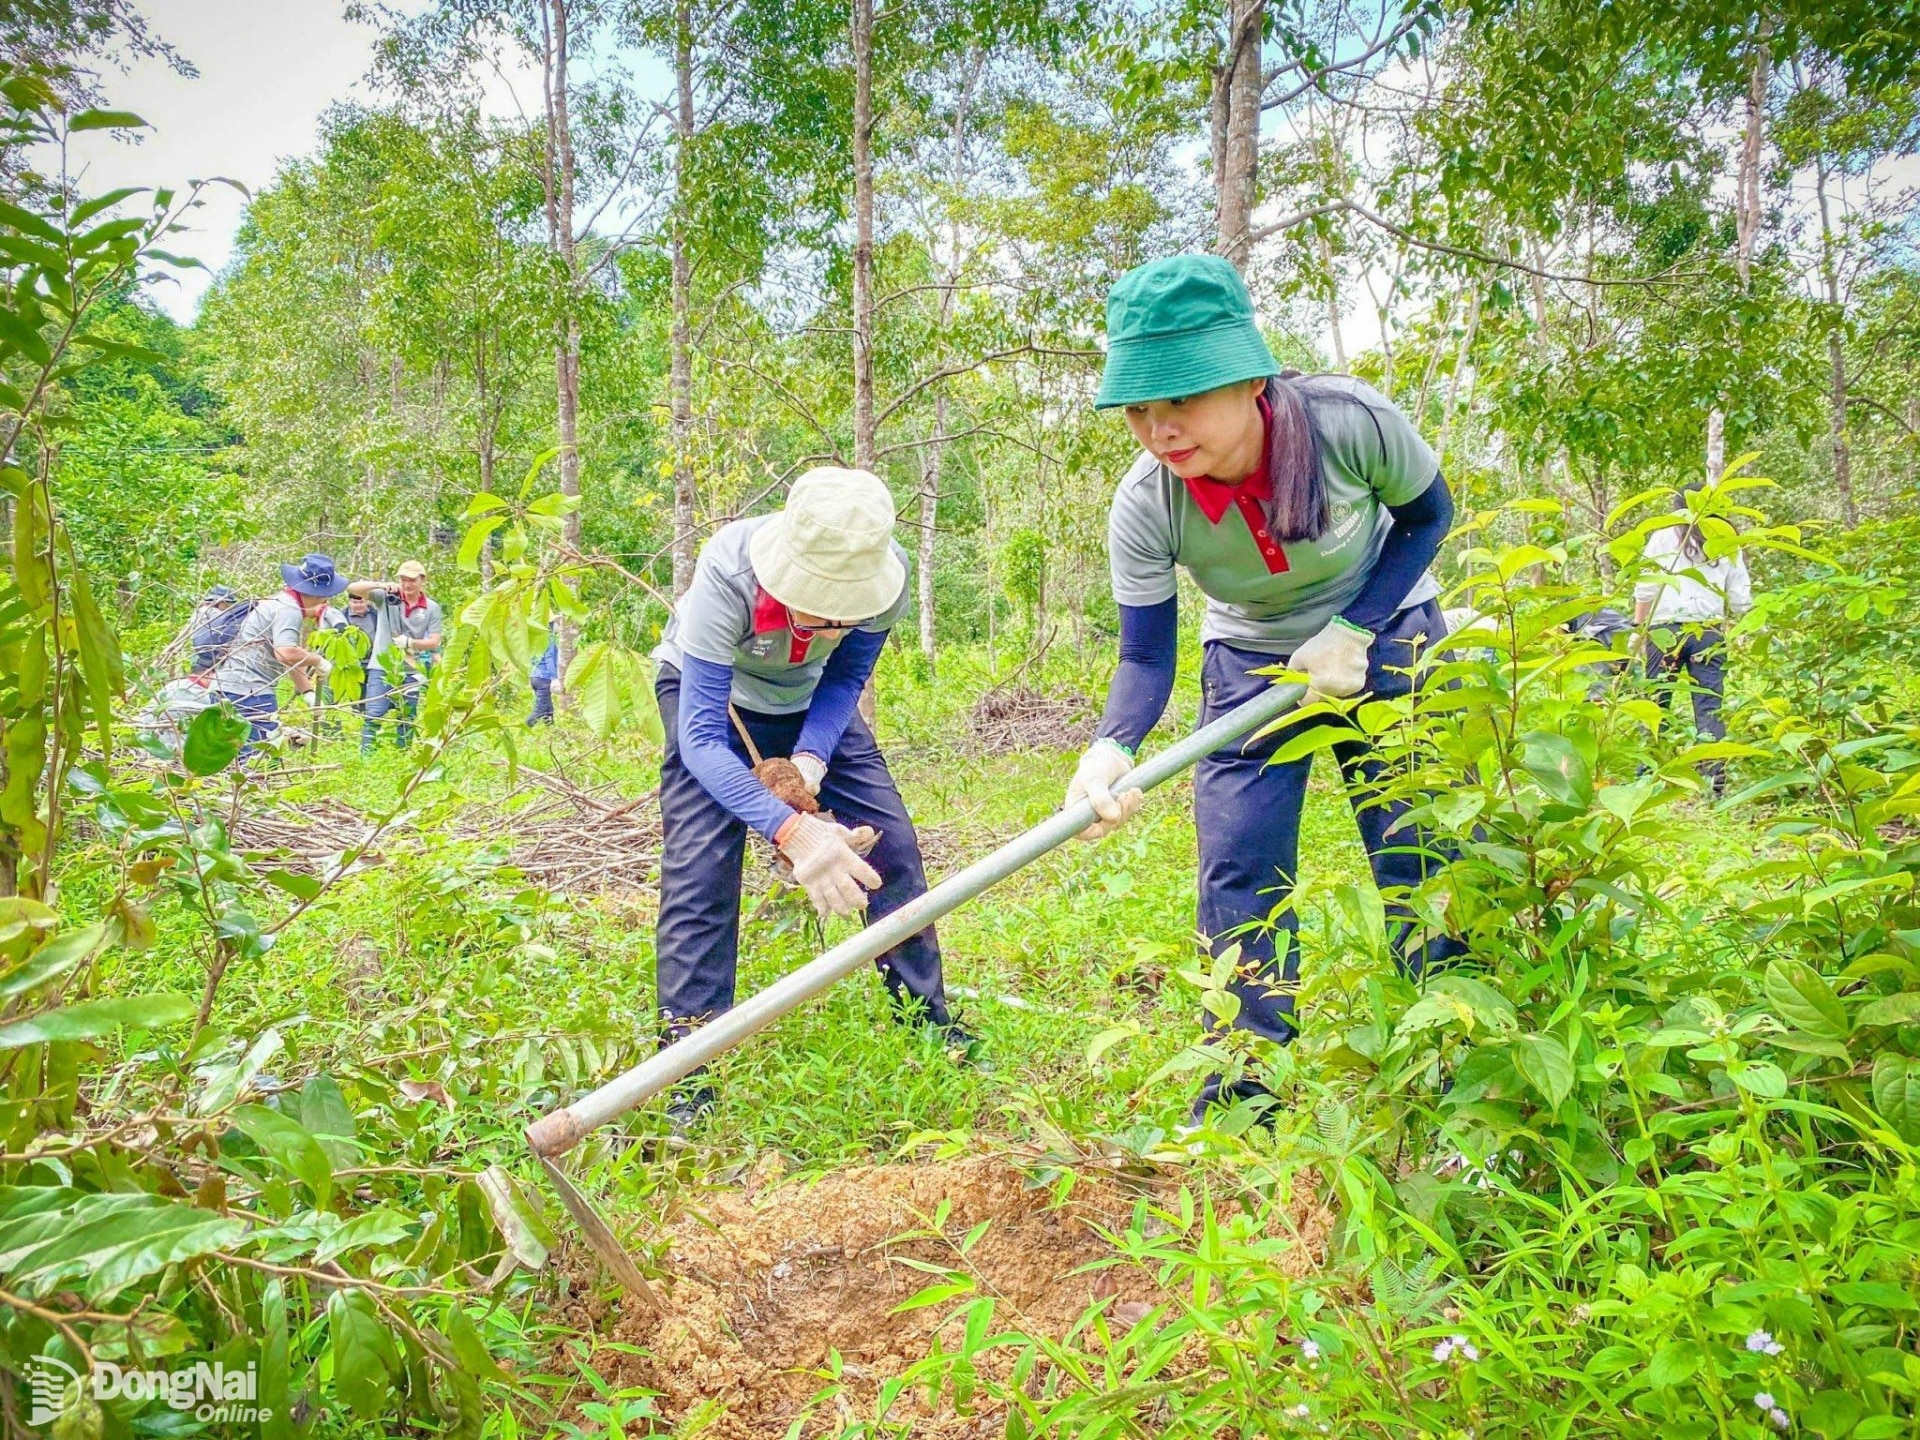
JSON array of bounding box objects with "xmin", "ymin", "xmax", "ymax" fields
[{"xmin": 1633, "ymin": 518, "xmax": 1753, "ymax": 794}]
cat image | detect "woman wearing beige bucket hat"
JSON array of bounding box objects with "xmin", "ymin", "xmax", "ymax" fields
[{"xmin": 650, "ymin": 466, "xmax": 970, "ymax": 1129}]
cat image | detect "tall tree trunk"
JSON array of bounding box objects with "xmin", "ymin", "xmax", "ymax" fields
[
  {"xmin": 850, "ymin": 0, "xmax": 877, "ymax": 471},
  {"xmin": 1813, "ymin": 154, "xmax": 1856, "ymax": 526},
  {"xmin": 919, "ymin": 394, "xmax": 942, "ymax": 658},
  {"xmin": 1734, "ymin": 35, "xmax": 1772, "ymax": 290},
  {"xmin": 1435, "ymin": 283, "xmax": 1482, "ymax": 470},
  {"xmin": 1317, "ymin": 229, "xmax": 1345, "ymax": 369},
  {"xmin": 544, "ymin": 0, "xmax": 583, "ymax": 682},
  {"xmin": 915, "ymin": 50, "xmax": 981, "ymax": 663},
  {"xmin": 670, "ymin": 0, "xmax": 699, "ymax": 595},
  {"xmin": 1714, "ymin": 32, "xmax": 1770, "ymax": 499},
  {"xmin": 1215, "ymin": 0, "xmax": 1264, "ymax": 272},
  {"xmin": 849, "ymin": 0, "xmax": 879, "ymax": 722}
]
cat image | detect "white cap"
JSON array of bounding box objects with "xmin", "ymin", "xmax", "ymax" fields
[{"xmin": 747, "ymin": 466, "xmax": 905, "ymax": 621}]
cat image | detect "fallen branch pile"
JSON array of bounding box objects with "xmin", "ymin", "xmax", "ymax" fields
[
  {"xmin": 968, "ymin": 686, "xmax": 1096, "ymax": 754},
  {"xmin": 468, "ymin": 768, "xmax": 663, "ymax": 893},
  {"xmin": 227, "ymin": 768, "xmax": 664, "ymax": 894}
]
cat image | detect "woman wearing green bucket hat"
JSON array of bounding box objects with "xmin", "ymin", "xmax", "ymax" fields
[{"xmin": 1061, "ymin": 253, "xmax": 1463, "ymax": 1128}]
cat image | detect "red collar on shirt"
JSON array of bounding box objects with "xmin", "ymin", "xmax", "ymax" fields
[
  {"xmin": 1177, "ymin": 394, "xmax": 1289, "ymax": 574},
  {"xmin": 282, "ymin": 587, "xmax": 308, "ymax": 607},
  {"xmin": 751, "ymin": 586, "xmax": 813, "ymax": 664},
  {"xmin": 400, "ymin": 591, "xmax": 430, "ymax": 615}
]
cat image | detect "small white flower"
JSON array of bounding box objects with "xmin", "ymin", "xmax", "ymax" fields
[
  {"xmin": 1768, "ymin": 1407, "xmax": 1790, "ymax": 1431},
  {"xmin": 1746, "ymin": 1329, "xmax": 1783, "ymax": 1356},
  {"xmin": 1299, "ymin": 1339, "xmax": 1321, "ymax": 1362},
  {"xmin": 1754, "ymin": 1392, "xmax": 1776, "ymax": 1410},
  {"xmin": 1459, "ymin": 1340, "xmax": 1481, "ymax": 1362},
  {"xmin": 1286, "ymin": 1402, "xmax": 1310, "ymax": 1418},
  {"xmin": 1433, "ymin": 1337, "xmax": 1456, "ymax": 1362}
]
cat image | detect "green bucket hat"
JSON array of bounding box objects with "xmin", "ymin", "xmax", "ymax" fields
[{"xmin": 1094, "ymin": 254, "xmax": 1280, "ymax": 410}]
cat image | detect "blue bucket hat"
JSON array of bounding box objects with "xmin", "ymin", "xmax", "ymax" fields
[{"xmin": 280, "ymin": 553, "xmax": 347, "ymax": 598}]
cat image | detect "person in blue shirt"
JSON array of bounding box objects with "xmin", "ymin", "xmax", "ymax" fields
[
  {"xmin": 650, "ymin": 467, "xmax": 969, "ymax": 1128},
  {"xmin": 528, "ymin": 626, "xmax": 559, "ymax": 726}
]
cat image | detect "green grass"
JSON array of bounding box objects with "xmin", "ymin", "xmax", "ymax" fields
[{"xmin": 89, "ymin": 640, "xmax": 1770, "ymax": 1182}]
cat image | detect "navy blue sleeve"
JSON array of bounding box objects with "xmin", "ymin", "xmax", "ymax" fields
[
  {"xmin": 1096, "ymin": 598, "xmax": 1178, "ymax": 752},
  {"xmin": 679, "ymin": 655, "xmax": 796, "ymax": 843},
  {"xmin": 1341, "ymin": 472, "xmax": 1453, "ymax": 634},
  {"xmin": 794, "ymin": 627, "xmax": 886, "ymax": 763}
]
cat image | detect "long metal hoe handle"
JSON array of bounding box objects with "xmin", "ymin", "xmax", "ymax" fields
[{"xmin": 525, "ymin": 679, "xmax": 1307, "ymax": 1157}]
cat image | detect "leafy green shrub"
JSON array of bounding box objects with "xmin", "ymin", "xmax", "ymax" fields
[{"xmin": 824, "ymin": 496, "xmax": 1920, "ymax": 1438}]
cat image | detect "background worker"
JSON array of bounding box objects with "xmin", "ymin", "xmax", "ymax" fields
[
  {"xmin": 1634, "ymin": 506, "xmax": 1753, "ymax": 795},
  {"xmin": 187, "ymin": 584, "xmax": 243, "ymax": 674},
  {"xmin": 650, "ymin": 466, "xmax": 967, "ymax": 1128},
  {"xmin": 1062, "ymin": 254, "xmax": 1462, "ymax": 1127},
  {"xmin": 347, "ymin": 559, "xmax": 443, "ymax": 753},
  {"xmin": 203, "ymin": 554, "xmax": 345, "ymax": 752},
  {"xmin": 528, "ymin": 624, "xmax": 559, "ymax": 726}
]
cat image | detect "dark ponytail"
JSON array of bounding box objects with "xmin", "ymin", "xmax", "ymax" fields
[
  {"xmin": 1261, "ymin": 375, "xmax": 1330, "ymax": 542},
  {"xmin": 1680, "ymin": 523, "xmax": 1707, "ymax": 564}
]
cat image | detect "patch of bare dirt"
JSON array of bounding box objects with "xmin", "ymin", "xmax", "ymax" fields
[{"xmin": 577, "ymin": 1154, "xmax": 1331, "ymax": 1437}]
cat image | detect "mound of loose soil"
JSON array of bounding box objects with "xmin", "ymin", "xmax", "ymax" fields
[
  {"xmin": 574, "ymin": 1154, "xmax": 1330, "ymax": 1437},
  {"xmin": 968, "ymin": 688, "xmax": 1097, "ymax": 754}
]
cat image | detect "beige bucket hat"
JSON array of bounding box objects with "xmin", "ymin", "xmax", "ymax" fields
[{"xmin": 748, "ymin": 466, "xmax": 905, "ymax": 621}]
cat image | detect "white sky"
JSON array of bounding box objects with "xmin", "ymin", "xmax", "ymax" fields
[
  {"xmin": 61, "ymin": 6, "xmax": 1913, "ymax": 341},
  {"xmin": 64, "ymin": 2, "xmax": 390, "ymax": 321}
]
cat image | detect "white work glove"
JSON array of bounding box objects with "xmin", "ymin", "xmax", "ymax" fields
[
  {"xmin": 1289, "ymin": 616, "xmax": 1373, "ymax": 700},
  {"xmin": 1064, "ymin": 738, "xmax": 1142, "ymax": 842},
  {"xmin": 777, "ymin": 813, "xmax": 881, "ymax": 918},
  {"xmin": 792, "ymin": 752, "xmax": 827, "ymax": 796}
]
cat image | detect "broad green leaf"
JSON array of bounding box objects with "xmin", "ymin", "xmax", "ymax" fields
[
  {"xmin": 1871, "ymin": 1054, "xmax": 1920, "ymax": 1143},
  {"xmin": 566, "ymin": 642, "xmax": 622, "ymax": 739},
  {"xmin": 69, "ymin": 108, "xmax": 149, "ymax": 132},
  {"xmin": 1763, "ymin": 959, "xmax": 1846, "ymax": 1040},
  {"xmin": 1512, "ymin": 1032, "xmax": 1574, "ymax": 1110},
  {"xmin": 1855, "ymin": 992, "xmax": 1920, "ymax": 1028},
  {"xmin": 1803, "ymin": 1389, "xmax": 1864, "ymax": 1438},
  {"xmin": 456, "ymin": 515, "xmax": 505, "ymax": 572},
  {"xmin": 182, "ymin": 703, "xmax": 252, "ymax": 776},
  {"xmin": 327, "ymin": 1289, "xmax": 396, "ymax": 1421},
  {"xmin": 0, "ymin": 993, "xmax": 194, "ymax": 1049},
  {"xmin": 298, "ymin": 1073, "xmax": 359, "ymax": 1169},
  {"xmin": 311, "ymin": 1207, "xmax": 414, "ymax": 1266},
  {"xmin": 0, "ymin": 921, "xmax": 107, "ymax": 998},
  {"xmin": 260, "ymin": 1279, "xmax": 293, "ymax": 1440},
  {"xmin": 230, "ymin": 1104, "xmax": 333, "ymax": 1206},
  {"xmin": 1645, "ymin": 1338, "xmax": 1703, "ymax": 1389},
  {"xmin": 1521, "ymin": 730, "xmax": 1593, "ymax": 807},
  {"xmin": 7, "ymin": 1194, "xmax": 245, "ymax": 1301},
  {"xmin": 1729, "ymin": 1060, "xmax": 1789, "ymax": 1100}
]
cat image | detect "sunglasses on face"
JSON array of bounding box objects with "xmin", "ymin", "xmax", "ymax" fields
[{"xmin": 790, "ymin": 616, "xmax": 868, "ymax": 638}]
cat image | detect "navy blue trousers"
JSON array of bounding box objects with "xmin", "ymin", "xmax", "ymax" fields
[
  {"xmin": 653, "ymin": 667, "xmax": 949, "ymax": 1038},
  {"xmin": 1194, "ymin": 599, "xmax": 1461, "ymax": 1045},
  {"xmin": 526, "ymin": 679, "xmax": 555, "ymax": 726},
  {"xmin": 362, "ymin": 667, "xmax": 423, "ymax": 751},
  {"xmin": 225, "ymin": 690, "xmax": 280, "ymax": 758}
]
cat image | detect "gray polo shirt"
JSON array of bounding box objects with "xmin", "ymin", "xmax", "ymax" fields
[
  {"xmin": 653, "ymin": 516, "xmax": 910, "ymax": 714},
  {"xmin": 207, "ymin": 594, "xmax": 308, "ymax": 699},
  {"xmin": 1107, "ymin": 375, "xmax": 1441, "ymax": 654},
  {"xmin": 364, "ymin": 589, "xmax": 445, "ymax": 676}
]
